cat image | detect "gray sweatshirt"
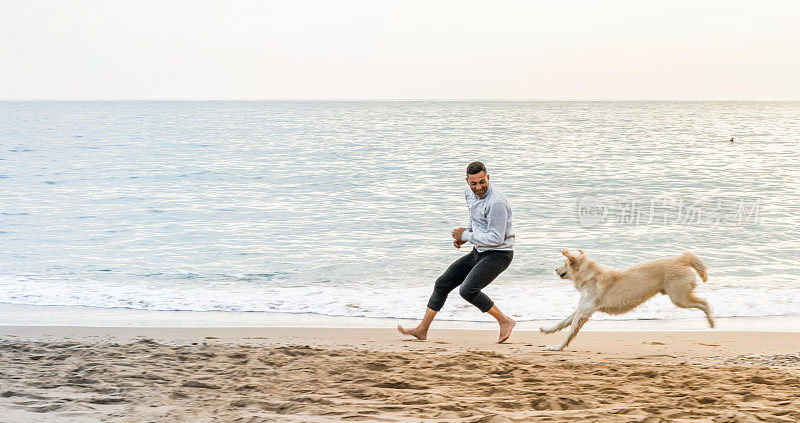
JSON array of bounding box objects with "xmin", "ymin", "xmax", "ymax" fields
[{"xmin": 459, "ymin": 183, "xmax": 515, "ymax": 252}]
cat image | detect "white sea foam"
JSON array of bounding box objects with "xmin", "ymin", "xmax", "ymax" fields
[{"xmin": 1, "ymin": 274, "xmax": 797, "ymax": 322}]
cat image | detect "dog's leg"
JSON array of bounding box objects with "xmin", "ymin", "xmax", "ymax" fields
[
  {"xmin": 547, "ymin": 308, "xmax": 595, "ymax": 351},
  {"xmin": 540, "ymin": 310, "xmax": 576, "ymax": 334},
  {"xmin": 667, "ymin": 291, "xmax": 716, "ymax": 328},
  {"xmin": 693, "ymin": 296, "xmax": 715, "ymax": 329}
]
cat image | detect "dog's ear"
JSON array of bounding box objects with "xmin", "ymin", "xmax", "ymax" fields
[
  {"xmin": 578, "ymin": 249, "xmax": 585, "ymax": 255},
  {"xmin": 560, "ymin": 249, "xmax": 579, "ymax": 264}
]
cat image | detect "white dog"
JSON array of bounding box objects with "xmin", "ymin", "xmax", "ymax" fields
[{"xmin": 540, "ymin": 250, "xmax": 715, "ymax": 351}]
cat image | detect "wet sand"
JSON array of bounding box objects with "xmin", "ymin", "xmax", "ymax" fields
[{"xmin": 1, "ymin": 326, "xmax": 799, "ymax": 422}]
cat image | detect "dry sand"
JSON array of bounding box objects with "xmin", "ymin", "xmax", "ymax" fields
[{"xmin": 1, "ymin": 326, "xmax": 799, "ymax": 422}]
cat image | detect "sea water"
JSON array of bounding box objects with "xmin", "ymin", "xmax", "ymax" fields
[{"xmin": 1, "ymin": 101, "xmax": 798, "ymax": 323}]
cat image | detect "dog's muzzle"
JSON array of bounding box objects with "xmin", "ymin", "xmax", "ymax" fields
[{"xmin": 556, "ymin": 269, "xmax": 567, "ymax": 278}]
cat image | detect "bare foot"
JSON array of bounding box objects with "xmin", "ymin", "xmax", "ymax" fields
[
  {"xmin": 397, "ymin": 325, "xmax": 427, "ymax": 340},
  {"xmin": 497, "ymin": 318, "xmax": 516, "ymax": 343}
]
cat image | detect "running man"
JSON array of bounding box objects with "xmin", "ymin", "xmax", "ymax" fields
[{"xmin": 398, "ymin": 161, "xmax": 516, "ymax": 343}]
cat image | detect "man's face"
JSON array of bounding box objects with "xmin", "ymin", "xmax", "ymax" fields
[{"xmin": 466, "ymin": 171, "xmax": 489, "ymax": 198}]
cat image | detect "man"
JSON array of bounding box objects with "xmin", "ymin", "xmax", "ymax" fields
[{"xmin": 398, "ymin": 161, "xmax": 516, "ymax": 343}]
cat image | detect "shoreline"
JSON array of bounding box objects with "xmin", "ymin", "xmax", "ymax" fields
[
  {"xmin": 3, "ymin": 303, "xmax": 800, "ymax": 332},
  {"xmin": 3, "ymin": 326, "xmax": 800, "ymax": 353}
]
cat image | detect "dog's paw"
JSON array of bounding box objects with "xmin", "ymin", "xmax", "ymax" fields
[
  {"xmin": 539, "ymin": 327, "xmax": 554, "ymax": 334},
  {"xmin": 546, "ymin": 345, "xmax": 564, "ymax": 351}
]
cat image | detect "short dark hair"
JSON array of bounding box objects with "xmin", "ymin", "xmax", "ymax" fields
[{"xmin": 466, "ymin": 161, "xmax": 487, "ymax": 176}]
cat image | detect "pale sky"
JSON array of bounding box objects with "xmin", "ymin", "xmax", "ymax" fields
[{"xmin": 2, "ymin": 0, "xmax": 799, "ymax": 100}]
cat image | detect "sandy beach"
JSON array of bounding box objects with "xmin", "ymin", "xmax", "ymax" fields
[
  {"xmin": 2, "ymin": 326, "xmax": 799, "ymax": 422},
  {"xmin": 4, "ymin": 1, "xmax": 800, "ymax": 421}
]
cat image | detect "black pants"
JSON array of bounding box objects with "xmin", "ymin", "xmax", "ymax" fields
[{"xmin": 427, "ymin": 248, "xmax": 513, "ymax": 313}]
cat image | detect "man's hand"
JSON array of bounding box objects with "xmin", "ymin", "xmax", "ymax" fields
[
  {"xmin": 453, "ymin": 239, "xmax": 467, "ymax": 249},
  {"xmin": 452, "ymin": 227, "xmax": 466, "ymax": 241}
]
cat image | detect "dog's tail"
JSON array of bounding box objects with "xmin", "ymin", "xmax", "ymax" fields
[{"xmin": 679, "ymin": 251, "xmax": 708, "ymax": 282}]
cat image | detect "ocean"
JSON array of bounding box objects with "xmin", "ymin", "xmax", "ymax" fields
[{"xmin": 1, "ymin": 101, "xmax": 798, "ymax": 324}]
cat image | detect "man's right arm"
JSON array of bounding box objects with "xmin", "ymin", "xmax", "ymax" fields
[
  {"xmin": 455, "ymin": 189, "xmax": 471, "ymax": 247},
  {"xmin": 460, "ymin": 201, "xmax": 509, "ymax": 247},
  {"xmin": 465, "ymin": 188, "xmax": 473, "ymax": 232}
]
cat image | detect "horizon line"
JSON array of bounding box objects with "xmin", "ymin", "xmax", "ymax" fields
[{"xmin": 2, "ymin": 98, "xmax": 800, "ymax": 102}]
